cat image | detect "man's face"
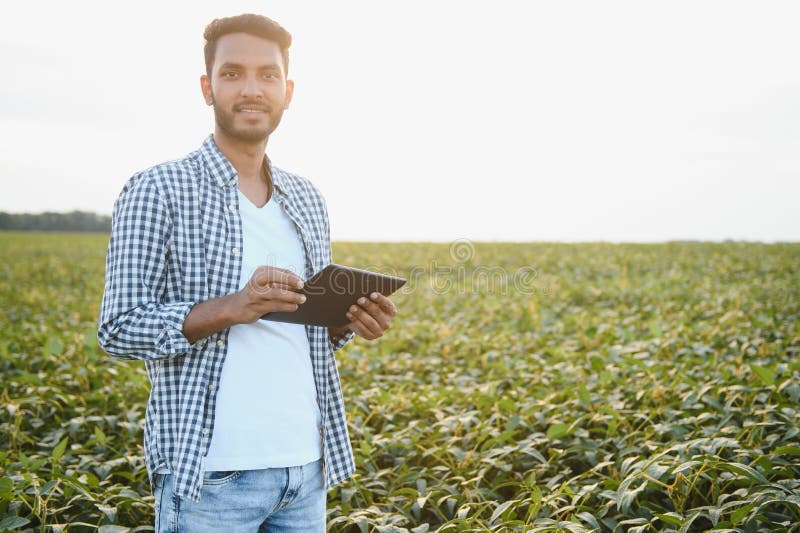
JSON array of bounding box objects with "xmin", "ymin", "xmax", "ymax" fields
[{"xmin": 201, "ymin": 32, "xmax": 293, "ymax": 143}]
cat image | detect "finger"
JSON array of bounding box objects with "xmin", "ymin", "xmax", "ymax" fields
[
  {"xmin": 345, "ymin": 315, "xmax": 374, "ymax": 340},
  {"xmin": 261, "ymin": 286, "xmax": 307, "ymax": 305},
  {"xmin": 254, "ymin": 265, "xmax": 305, "ymax": 289},
  {"xmin": 272, "ymin": 301, "xmax": 300, "ymax": 313},
  {"xmin": 250, "ymin": 268, "xmax": 297, "ymax": 291},
  {"xmin": 355, "ymin": 296, "xmax": 392, "ymax": 330},
  {"xmin": 347, "ymin": 304, "xmax": 382, "ymax": 338},
  {"xmin": 368, "ymin": 292, "xmax": 397, "ymax": 315},
  {"xmin": 346, "ymin": 308, "xmax": 379, "ymax": 338},
  {"xmin": 249, "ymin": 279, "xmax": 296, "ymax": 295}
]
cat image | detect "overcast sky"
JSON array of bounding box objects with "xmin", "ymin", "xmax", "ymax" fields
[{"xmin": 2, "ymin": 1, "xmax": 798, "ymax": 242}]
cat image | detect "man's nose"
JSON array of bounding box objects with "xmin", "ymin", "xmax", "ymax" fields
[{"xmin": 240, "ymin": 75, "xmax": 263, "ymax": 98}]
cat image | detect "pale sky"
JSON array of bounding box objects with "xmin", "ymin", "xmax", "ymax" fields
[{"xmin": 2, "ymin": 1, "xmax": 798, "ymax": 242}]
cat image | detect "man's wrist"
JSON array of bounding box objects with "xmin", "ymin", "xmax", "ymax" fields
[
  {"xmin": 221, "ymin": 292, "xmax": 243, "ymax": 327},
  {"xmin": 182, "ymin": 293, "xmax": 242, "ymax": 344}
]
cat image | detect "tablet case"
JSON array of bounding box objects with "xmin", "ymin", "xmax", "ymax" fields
[{"xmin": 261, "ymin": 263, "xmax": 407, "ymax": 327}]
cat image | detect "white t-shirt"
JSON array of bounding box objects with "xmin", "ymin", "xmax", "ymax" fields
[{"xmin": 201, "ymin": 188, "xmax": 322, "ymax": 471}]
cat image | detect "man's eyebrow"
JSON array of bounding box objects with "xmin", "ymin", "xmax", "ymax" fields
[{"xmin": 218, "ymin": 62, "xmax": 281, "ymax": 71}]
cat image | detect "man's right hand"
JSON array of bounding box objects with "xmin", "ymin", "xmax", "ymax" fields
[
  {"xmin": 182, "ymin": 266, "xmax": 306, "ymax": 344},
  {"xmin": 228, "ymin": 266, "xmax": 307, "ymax": 325}
]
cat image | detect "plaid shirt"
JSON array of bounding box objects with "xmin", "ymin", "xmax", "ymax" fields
[{"xmin": 98, "ymin": 135, "xmax": 355, "ymax": 503}]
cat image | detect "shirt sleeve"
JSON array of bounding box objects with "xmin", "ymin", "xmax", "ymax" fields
[
  {"xmin": 320, "ymin": 188, "xmax": 355, "ymax": 353},
  {"xmin": 97, "ymin": 173, "xmax": 199, "ymax": 361},
  {"xmin": 329, "ymin": 329, "xmax": 355, "ymax": 352}
]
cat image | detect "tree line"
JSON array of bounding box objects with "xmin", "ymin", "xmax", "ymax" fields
[{"xmin": 0, "ymin": 211, "xmax": 111, "ymax": 232}]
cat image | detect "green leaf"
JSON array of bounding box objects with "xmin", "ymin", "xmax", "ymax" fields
[
  {"xmin": 617, "ymin": 518, "xmax": 648, "ymax": 526},
  {"xmin": 648, "ymin": 320, "xmax": 662, "ymax": 337},
  {"xmin": 730, "ymin": 502, "xmax": 756, "ymax": 524},
  {"xmin": 546, "ymin": 423, "xmax": 570, "ymax": 440},
  {"xmin": 654, "ymin": 512, "xmax": 683, "ymax": 526},
  {"xmin": 84, "ymin": 329, "xmax": 98, "ymax": 351},
  {"xmin": 0, "ymin": 516, "xmax": 31, "ymax": 530},
  {"xmin": 490, "ymin": 499, "xmax": 519, "ymax": 523},
  {"xmin": 678, "ymin": 511, "xmax": 703, "ymax": 533},
  {"xmin": 40, "ymin": 480, "xmax": 58, "ymax": 495},
  {"xmin": 713, "ymin": 461, "xmax": 769, "ymax": 484},
  {"xmin": 94, "ymin": 426, "xmax": 106, "ymax": 446},
  {"xmin": 773, "ymin": 445, "xmax": 800, "ymax": 456},
  {"xmin": 0, "ymin": 478, "xmax": 12, "ymax": 495},
  {"xmin": 749, "ymin": 364, "xmax": 774, "ymax": 386},
  {"xmin": 672, "ymin": 460, "xmax": 702, "ymax": 475},
  {"xmin": 46, "ymin": 337, "xmax": 63, "ymax": 356},
  {"xmin": 576, "ymin": 511, "xmax": 602, "ymax": 530},
  {"xmin": 98, "ymin": 526, "xmax": 130, "ymax": 533},
  {"xmin": 617, "ymin": 477, "xmax": 647, "ymax": 513},
  {"xmin": 577, "ymin": 384, "xmax": 591, "ymax": 405},
  {"xmin": 51, "ymin": 437, "xmax": 69, "ymax": 463}
]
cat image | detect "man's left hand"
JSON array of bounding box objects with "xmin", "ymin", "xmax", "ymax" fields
[{"xmin": 341, "ymin": 292, "xmax": 397, "ymax": 340}]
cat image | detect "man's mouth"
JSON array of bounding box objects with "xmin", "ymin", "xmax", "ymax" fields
[{"xmin": 235, "ymin": 104, "xmax": 270, "ymax": 114}]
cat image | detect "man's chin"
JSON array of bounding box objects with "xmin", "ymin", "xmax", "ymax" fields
[
  {"xmin": 220, "ymin": 126, "xmax": 271, "ymax": 143},
  {"xmin": 236, "ymin": 130, "xmax": 271, "ymax": 142}
]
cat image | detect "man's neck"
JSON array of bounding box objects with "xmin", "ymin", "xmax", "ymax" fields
[{"xmin": 212, "ymin": 129, "xmax": 269, "ymax": 183}]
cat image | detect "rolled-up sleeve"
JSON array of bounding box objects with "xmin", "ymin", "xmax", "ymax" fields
[
  {"xmin": 97, "ymin": 173, "xmax": 197, "ymax": 361},
  {"xmin": 319, "ymin": 191, "xmax": 356, "ymax": 353},
  {"xmin": 329, "ymin": 329, "xmax": 355, "ymax": 352}
]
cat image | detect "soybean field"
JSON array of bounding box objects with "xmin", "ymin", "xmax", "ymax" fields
[{"xmin": 1, "ymin": 232, "xmax": 798, "ymax": 531}]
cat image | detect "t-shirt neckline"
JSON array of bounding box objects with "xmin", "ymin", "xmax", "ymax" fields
[{"xmin": 237, "ymin": 188, "xmax": 273, "ymax": 210}]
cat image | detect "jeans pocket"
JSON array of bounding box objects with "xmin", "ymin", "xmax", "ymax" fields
[{"xmin": 202, "ymin": 470, "xmax": 243, "ymax": 486}]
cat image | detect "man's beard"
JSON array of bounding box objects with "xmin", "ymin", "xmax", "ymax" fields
[{"xmin": 212, "ymin": 95, "xmax": 285, "ymax": 143}]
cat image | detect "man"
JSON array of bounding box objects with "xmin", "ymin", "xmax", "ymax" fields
[{"xmin": 98, "ymin": 13, "xmax": 396, "ymax": 531}]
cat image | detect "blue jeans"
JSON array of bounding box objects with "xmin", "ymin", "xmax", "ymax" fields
[{"xmin": 154, "ymin": 459, "xmax": 326, "ymax": 532}]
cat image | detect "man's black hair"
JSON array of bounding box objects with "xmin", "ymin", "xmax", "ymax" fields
[{"xmin": 203, "ymin": 14, "xmax": 292, "ymax": 77}]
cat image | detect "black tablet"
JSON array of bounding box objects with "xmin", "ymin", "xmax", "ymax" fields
[{"xmin": 260, "ymin": 264, "xmax": 406, "ymax": 327}]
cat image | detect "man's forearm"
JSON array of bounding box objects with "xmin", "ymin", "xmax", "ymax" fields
[{"xmin": 182, "ymin": 294, "xmax": 239, "ymax": 344}]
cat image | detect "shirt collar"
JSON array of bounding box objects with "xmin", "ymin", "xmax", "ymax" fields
[{"xmin": 199, "ymin": 134, "xmax": 289, "ymax": 196}]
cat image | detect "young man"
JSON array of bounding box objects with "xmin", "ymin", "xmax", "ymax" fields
[{"xmin": 98, "ymin": 14, "xmax": 396, "ymax": 531}]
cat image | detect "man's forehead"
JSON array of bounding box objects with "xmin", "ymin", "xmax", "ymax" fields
[{"xmin": 214, "ymin": 32, "xmax": 284, "ymax": 66}]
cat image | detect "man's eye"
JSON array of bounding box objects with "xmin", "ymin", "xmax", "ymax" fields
[
  {"xmin": 262, "ymin": 73, "xmax": 277, "ymax": 80},
  {"xmin": 222, "ymin": 72, "xmax": 238, "ymax": 79}
]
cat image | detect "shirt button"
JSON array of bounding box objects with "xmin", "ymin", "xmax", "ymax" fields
[
  {"xmin": 231, "ymin": 248, "xmax": 240, "ymax": 256},
  {"xmin": 208, "ymin": 383, "xmax": 217, "ymax": 392},
  {"xmin": 228, "ymin": 203, "xmax": 236, "ymax": 212},
  {"xmin": 202, "ymin": 428, "xmax": 210, "ymax": 436},
  {"xmin": 216, "ymin": 339, "xmax": 225, "ymax": 348}
]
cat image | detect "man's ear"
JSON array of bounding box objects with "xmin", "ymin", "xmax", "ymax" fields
[
  {"xmin": 200, "ymin": 75, "xmax": 214, "ymax": 106},
  {"xmin": 283, "ymin": 79, "xmax": 294, "ymax": 110}
]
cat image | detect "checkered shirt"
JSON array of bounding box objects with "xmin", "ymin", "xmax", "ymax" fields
[{"xmin": 98, "ymin": 135, "xmax": 356, "ymax": 503}]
